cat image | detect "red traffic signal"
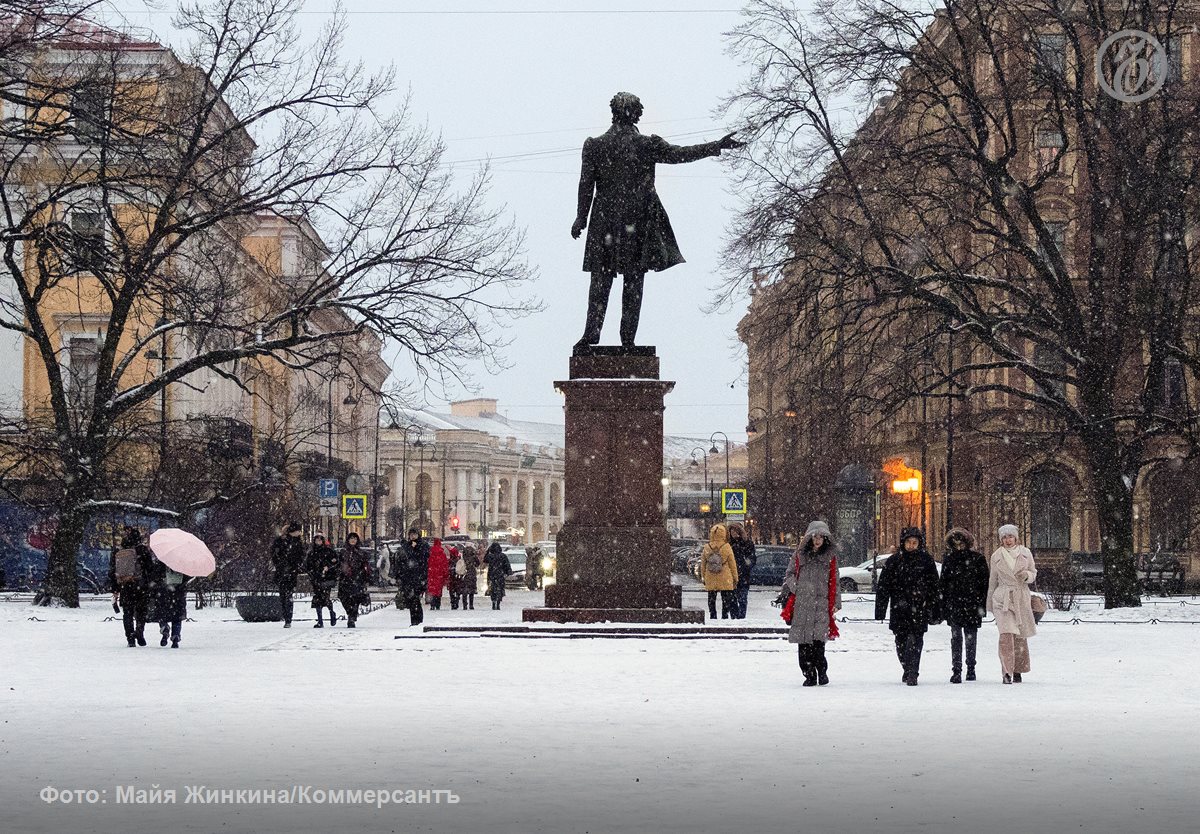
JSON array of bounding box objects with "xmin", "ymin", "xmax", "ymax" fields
[{"xmin": 450, "ymin": 515, "xmax": 460, "ymax": 531}]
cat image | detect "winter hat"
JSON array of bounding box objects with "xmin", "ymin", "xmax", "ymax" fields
[
  {"xmin": 285, "ymin": 522, "xmax": 301, "ymax": 534},
  {"xmin": 944, "ymin": 527, "xmax": 975, "ymax": 549},
  {"xmin": 899, "ymin": 527, "xmax": 925, "ymax": 550},
  {"xmin": 804, "ymin": 520, "xmax": 832, "ymax": 539},
  {"xmin": 998, "ymin": 524, "xmax": 1019, "ymax": 540}
]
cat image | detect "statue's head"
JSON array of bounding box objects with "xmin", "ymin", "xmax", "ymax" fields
[{"xmin": 609, "ymin": 92, "xmax": 643, "ymax": 126}]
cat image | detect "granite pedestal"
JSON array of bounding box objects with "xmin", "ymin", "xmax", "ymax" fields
[{"xmin": 523, "ymin": 346, "xmax": 704, "ymax": 624}]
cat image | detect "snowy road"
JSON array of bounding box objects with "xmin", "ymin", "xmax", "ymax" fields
[{"xmin": 2, "ymin": 589, "xmax": 1198, "ymax": 834}]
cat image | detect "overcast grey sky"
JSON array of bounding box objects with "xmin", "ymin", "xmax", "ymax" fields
[{"xmin": 119, "ymin": 1, "xmax": 755, "ymax": 440}]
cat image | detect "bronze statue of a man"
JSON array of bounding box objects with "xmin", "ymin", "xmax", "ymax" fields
[{"xmin": 571, "ymin": 92, "xmax": 742, "ymax": 352}]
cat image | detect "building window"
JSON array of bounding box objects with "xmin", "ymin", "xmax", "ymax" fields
[
  {"xmin": 1167, "ymin": 35, "xmax": 1184, "ymax": 83},
  {"xmin": 549, "ymin": 482, "xmax": 561, "ymax": 517},
  {"xmin": 1148, "ymin": 465, "xmax": 1193, "ymax": 552},
  {"xmin": 1034, "ymin": 33, "xmax": 1066, "ymax": 80},
  {"xmin": 532, "ymin": 482, "xmax": 545, "ymax": 514},
  {"xmin": 70, "ymin": 82, "xmax": 108, "ymax": 143},
  {"xmin": 498, "ymin": 478, "xmax": 511, "ymax": 514},
  {"xmin": 1037, "ymin": 221, "xmax": 1067, "ymax": 267},
  {"xmin": 66, "ymin": 334, "xmax": 101, "ymax": 406},
  {"xmin": 69, "ymin": 208, "xmax": 106, "ymax": 272},
  {"xmin": 415, "ymin": 473, "xmax": 433, "ymax": 514},
  {"xmin": 516, "ymin": 480, "xmax": 528, "ymax": 514},
  {"xmin": 1033, "ymin": 343, "xmax": 1067, "ymax": 398},
  {"xmin": 1028, "ymin": 468, "xmax": 1071, "ymax": 550},
  {"xmin": 1035, "ymin": 126, "xmax": 1065, "ymax": 174},
  {"xmin": 1162, "ymin": 357, "xmax": 1186, "ymax": 411}
]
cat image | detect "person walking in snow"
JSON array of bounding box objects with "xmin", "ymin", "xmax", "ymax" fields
[
  {"xmin": 987, "ymin": 524, "xmax": 1038, "ymax": 684},
  {"xmin": 306, "ymin": 533, "xmax": 340, "ymax": 628},
  {"xmin": 940, "ymin": 528, "xmax": 989, "ymax": 683},
  {"xmin": 483, "ymin": 542, "xmax": 512, "ymax": 610},
  {"xmin": 269, "ymin": 522, "xmax": 306, "ymax": 628},
  {"xmin": 426, "ymin": 538, "xmax": 450, "ymax": 610},
  {"xmin": 781, "ymin": 520, "xmax": 841, "ymax": 686},
  {"xmin": 458, "ymin": 545, "xmax": 480, "ymax": 611},
  {"xmin": 153, "ymin": 563, "xmax": 189, "ymax": 649},
  {"xmin": 338, "ymin": 532, "xmax": 372, "ymax": 628},
  {"xmin": 108, "ymin": 526, "xmax": 154, "ymax": 647},
  {"xmin": 700, "ymin": 523, "xmax": 739, "ymax": 619},
  {"xmin": 728, "ymin": 522, "xmax": 757, "ymax": 619},
  {"xmin": 391, "ymin": 527, "xmax": 429, "ymax": 626},
  {"xmin": 875, "ymin": 527, "xmax": 941, "ymax": 686}
]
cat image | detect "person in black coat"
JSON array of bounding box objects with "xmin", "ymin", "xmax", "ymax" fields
[
  {"xmin": 728, "ymin": 522, "xmax": 757, "ymax": 619},
  {"xmin": 875, "ymin": 527, "xmax": 941, "ymax": 686},
  {"xmin": 306, "ymin": 533, "xmax": 340, "ymax": 628},
  {"xmin": 153, "ymin": 565, "xmax": 189, "ymax": 649},
  {"xmin": 391, "ymin": 528, "xmax": 429, "ymax": 626},
  {"xmin": 940, "ymin": 528, "xmax": 990, "ymax": 683},
  {"xmin": 338, "ymin": 533, "xmax": 372, "ymax": 628},
  {"xmin": 108, "ymin": 527, "xmax": 155, "ymax": 647},
  {"xmin": 483, "ymin": 542, "xmax": 512, "ymax": 610},
  {"xmin": 269, "ymin": 523, "xmax": 305, "ymax": 628}
]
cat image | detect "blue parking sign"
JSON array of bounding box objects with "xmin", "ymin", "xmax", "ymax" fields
[{"xmin": 319, "ymin": 478, "xmax": 339, "ymax": 499}]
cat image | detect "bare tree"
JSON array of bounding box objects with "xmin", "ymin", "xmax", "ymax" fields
[
  {"xmin": 724, "ymin": 0, "xmax": 1200, "ymax": 607},
  {"xmin": 0, "ymin": 1, "xmax": 535, "ymax": 605}
]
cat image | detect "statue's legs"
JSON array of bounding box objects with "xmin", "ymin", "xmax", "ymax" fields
[
  {"xmin": 619, "ymin": 271, "xmax": 645, "ymax": 347},
  {"xmin": 576, "ymin": 270, "xmax": 615, "ymax": 349}
]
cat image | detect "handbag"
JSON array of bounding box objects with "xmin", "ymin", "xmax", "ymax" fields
[
  {"xmin": 779, "ymin": 555, "xmax": 799, "ymax": 625},
  {"xmin": 1030, "ymin": 592, "xmax": 1048, "ymax": 618}
]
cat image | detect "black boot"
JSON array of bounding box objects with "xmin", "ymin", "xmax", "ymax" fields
[
  {"xmin": 816, "ymin": 643, "xmax": 829, "ymax": 686},
  {"xmin": 127, "ymin": 637, "xmax": 136, "ymax": 648},
  {"xmin": 906, "ymin": 673, "xmax": 919, "ymax": 686},
  {"xmin": 329, "ymin": 607, "xmax": 337, "ymax": 627},
  {"xmin": 160, "ymin": 625, "xmax": 170, "ymax": 647},
  {"xmin": 171, "ymin": 639, "xmax": 179, "ymax": 648},
  {"xmin": 950, "ymin": 671, "xmax": 962, "ymax": 684},
  {"xmin": 966, "ymin": 666, "xmax": 976, "ymax": 682},
  {"xmin": 1013, "ymin": 673, "xmax": 1023, "ymax": 683},
  {"xmin": 135, "ymin": 631, "xmax": 147, "ymax": 646}
]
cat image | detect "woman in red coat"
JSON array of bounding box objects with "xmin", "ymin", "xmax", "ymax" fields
[{"xmin": 426, "ymin": 539, "xmax": 450, "ymax": 610}]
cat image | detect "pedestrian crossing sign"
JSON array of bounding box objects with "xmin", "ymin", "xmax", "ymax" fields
[
  {"xmin": 342, "ymin": 494, "xmax": 368, "ymax": 520},
  {"xmin": 721, "ymin": 488, "xmax": 747, "ymax": 515}
]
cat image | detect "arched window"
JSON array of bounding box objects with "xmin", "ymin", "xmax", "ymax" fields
[
  {"xmin": 1148, "ymin": 465, "xmax": 1195, "ymax": 552},
  {"xmin": 1028, "ymin": 468, "xmax": 1071, "ymax": 550},
  {"xmin": 516, "ymin": 480, "xmax": 528, "ymax": 514},
  {"xmin": 532, "ymin": 482, "xmax": 545, "ymax": 514},
  {"xmin": 549, "ymin": 482, "xmax": 561, "ymax": 517},
  {"xmin": 415, "ymin": 473, "xmax": 433, "ymax": 512},
  {"xmin": 498, "ymin": 479, "xmax": 511, "ymax": 514},
  {"xmin": 531, "ymin": 522, "xmax": 544, "ymax": 542}
]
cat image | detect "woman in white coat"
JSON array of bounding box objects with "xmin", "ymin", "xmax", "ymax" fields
[{"xmin": 986, "ymin": 523, "xmax": 1038, "ymax": 684}]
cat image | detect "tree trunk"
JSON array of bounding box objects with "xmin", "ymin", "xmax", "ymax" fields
[
  {"xmin": 1083, "ymin": 446, "xmax": 1142, "ymax": 609},
  {"xmin": 40, "ymin": 486, "xmax": 97, "ymax": 608}
]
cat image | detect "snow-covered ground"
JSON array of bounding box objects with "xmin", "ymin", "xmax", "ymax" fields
[{"xmin": 3, "ymin": 586, "xmax": 1198, "ymax": 834}]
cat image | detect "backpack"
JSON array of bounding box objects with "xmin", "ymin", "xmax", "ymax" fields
[
  {"xmin": 114, "ymin": 548, "xmax": 141, "ymax": 585},
  {"xmin": 455, "ymin": 556, "xmax": 467, "ymax": 578},
  {"xmin": 705, "ymin": 549, "xmax": 725, "ymax": 574}
]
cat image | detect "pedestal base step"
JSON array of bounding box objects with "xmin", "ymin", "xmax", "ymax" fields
[{"xmin": 522, "ymin": 607, "xmax": 705, "ymax": 624}]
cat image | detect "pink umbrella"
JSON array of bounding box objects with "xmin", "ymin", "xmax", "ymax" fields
[{"xmin": 149, "ymin": 528, "xmax": 216, "ymax": 578}]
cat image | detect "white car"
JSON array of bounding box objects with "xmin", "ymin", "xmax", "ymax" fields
[
  {"xmin": 502, "ymin": 546, "xmax": 527, "ymax": 586},
  {"xmin": 838, "ymin": 554, "xmax": 890, "ymax": 593}
]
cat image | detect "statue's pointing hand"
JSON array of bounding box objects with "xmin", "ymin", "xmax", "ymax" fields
[
  {"xmin": 571, "ymin": 217, "xmax": 586, "ymax": 239},
  {"xmin": 718, "ymin": 132, "xmax": 745, "ymax": 151}
]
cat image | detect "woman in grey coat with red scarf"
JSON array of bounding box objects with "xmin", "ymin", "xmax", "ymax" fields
[{"xmin": 780, "ymin": 520, "xmax": 841, "ymax": 686}]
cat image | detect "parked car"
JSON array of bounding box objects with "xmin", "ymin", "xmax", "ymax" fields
[
  {"xmin": 747, "ymin": 546, "xmax": 796, "ymax": 586},
  {"xmin": 502, "ymin": 546, "xmax": 527, "ymax": 587},
  {"xmin": 672, "ymin": 545, "xmax": 699, "ymax": 575},
  {"xmin": 1069, "ymin": 551, "xmax": 1105, "ymax": 593},
  {"xmin": 838, "ymin": 554, "xmax": 890, "ymax": 593}
]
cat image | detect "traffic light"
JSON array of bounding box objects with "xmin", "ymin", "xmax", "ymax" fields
[{"xmin": 450, "ymin": 515, "xmax": 460, "ymax": 532}]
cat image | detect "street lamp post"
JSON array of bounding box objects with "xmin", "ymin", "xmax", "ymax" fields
[
  {"xmin": 689, "ymin": 446, "xmax": 709, "ymax": 514},
  {"xmin": 371, "ymin": 398, "xmax": 400, "ymax": 557},
  {"xmin": 709, "ymin": 431, "xmax": 731, "ymax": 489},
  {"xmin": 747, "ymin": 406, "xmax": 771, "ymax": 543}
]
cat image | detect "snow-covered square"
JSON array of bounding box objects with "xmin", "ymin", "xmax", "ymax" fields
[{"xmin": 3, "ymin": 588, "xmax": 1198, "ymax": 834}]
